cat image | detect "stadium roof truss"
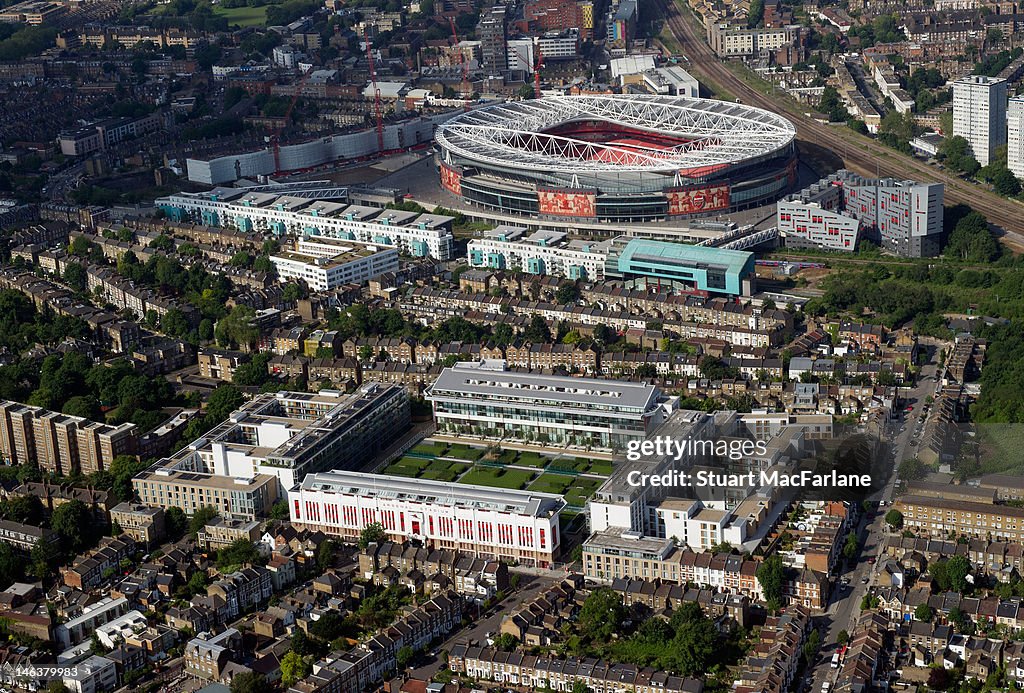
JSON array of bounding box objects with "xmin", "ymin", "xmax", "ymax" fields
[{"xmin": 435, "ymin": 94, "xmax": 797, "ymax": 174}]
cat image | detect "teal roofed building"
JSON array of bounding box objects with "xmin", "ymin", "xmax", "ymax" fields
[{"xmin": 607, "ymin": 239, "xmax": 756, "ymax": 296}]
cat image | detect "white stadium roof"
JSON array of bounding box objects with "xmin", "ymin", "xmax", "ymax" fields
[{"xmin": 435, "ymin": 94, "xmax": 797, "ymax": 174}]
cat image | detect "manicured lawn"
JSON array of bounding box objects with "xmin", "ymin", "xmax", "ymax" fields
[
  {"xmin": 412, "ymin": 442, "xmax": 449, "ymax": 457},
  {"xmin": 458, "ymin": 467, "xmax": 534, "ymax": 490},
  {"xmin": 448, "ymin": 462, "xmax": 470, "ymax": 475},
  {"xmin": 588, "ymin": 461, "xmax": 614, "ymax": 476},
  {"xmin": 446, "ymin": 444, "xmax": 484, "ymax": 461},
  {"xmin": 529, "ymin": 473, "xmax": 572, "ymax": 495},
  {"xmin": 398, "ymin": 456, "xmax": 431, "ymax": 470},
  {"xmin": 426, "ymin": 459, "xmax": 455, "ymax": 473},
  {"xmin": 212, "ymin": 4, "xmax": 268, "ymax": 27},
  {"xmin": 420, "ymin": 468, "xmax": 459, "ymax": 482},
  {"xmin": 516, "ymin": 452, "xmax": 550, "ymax": 468},
  {"xmin": 384, "ymin": 464, "xmax": 420, "ymax": 478}
]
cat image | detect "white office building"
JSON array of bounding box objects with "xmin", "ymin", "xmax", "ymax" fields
[
  {"xmin": 952, "ymin": 75, "xmax": 1008, "ymax": 166},
  {"xmin": 289, "ymin": 470, "xmax": 566, "ymax": 566},
  {"xmin": 157, "ymin": 189, "xmax": 456, "ymax": 260},
  {"xmin": 270, "ymin": 236, "xmax": 399, "ymax": 290},
  {"xmin": 1008, "ymin": 97, "xmax": 1024, "ymax": 179}
]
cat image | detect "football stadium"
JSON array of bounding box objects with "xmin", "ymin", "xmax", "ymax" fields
[{"xmin": 434, "ymin": 94, "xmax": 798, "ymax": 222}]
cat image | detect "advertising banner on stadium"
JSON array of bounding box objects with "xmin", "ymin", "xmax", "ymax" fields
[
  {"xmin": 666, "ymin": 184, "xmax": 730, "ymax": 216},
  {"xmin": 537, "ymin": 188, "xmax": 598, "ymax": 217},
  {"xmin": 440, "ymin": 163, "xmax": 462, "ymax": 195}
]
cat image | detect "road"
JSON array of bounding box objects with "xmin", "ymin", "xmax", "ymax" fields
[
  {"xmin": 653, "ymin": 0, "xmax": 1024, "ymax": 251},
  {"xmin": 803, "ymin": 346, "xmax": 943, "ymax": 693}
]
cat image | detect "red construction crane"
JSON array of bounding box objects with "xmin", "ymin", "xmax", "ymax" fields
[
  {"xmin": 448, "ymin": 16, "xmax": 471, "ymax": 105},
  {"xmin": 270, "ymin": 67, "xmax": 313, "ymax": 175},
  {"xmin": 364, "ymin": 29, "xmax": 385, "ymax": 153}
]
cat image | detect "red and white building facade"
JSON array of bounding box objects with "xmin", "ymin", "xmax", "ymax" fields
[{"xmin": 289, "ymin": 471, "xmax": 566, "ymax": 567}]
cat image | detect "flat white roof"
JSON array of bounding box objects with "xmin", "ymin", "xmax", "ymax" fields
[{"xmin": 298, "ymin": 470, "xmax": 566, "ymax": 517}]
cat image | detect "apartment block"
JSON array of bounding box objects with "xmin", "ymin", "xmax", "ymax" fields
[
  {"xmin": 0, "ymin": 400, "xmax": 137, "ymax": 475},
  {"xmin": 157, "ymin": 189, "xmax": 456, "ymax": 260},
  {"xmin": 953, "ymin": 75, "xmax": 1008, "ymax": 166},
  {"xmin": 270, "ymin": 236, "xmax": 399, "ymax": 291}
]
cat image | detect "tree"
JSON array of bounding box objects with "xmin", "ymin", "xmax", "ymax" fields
[
  {"xmin": 524, "ymin": 314, "xmax": 552, "ymax": 343},
  {"xmin": 187, "ymin": 571, "xmax": 208, "ymax": 595},
  {"xmin": 230, "ymin": 672, "xmax": 273, "ymax": 693},
  {"xmin": 946, "ymin": 554, "xmax": 971, "ymax": 592},
  {"xmin": 0, "ymin": 494, "xmax": 45, "ymax": 525},
  {"xmin": 189, "ymin": 506, "xmax": 219, "ymax": 534},
  {"xmin": 578, "ymin": 588, "xmax": 626, "ymax": 641},
  {"xmin": 46, "ymin": 682, "xmax": 70, "ymax": 693},
  {"xmin": 756, "ymin": 554, "xmax": 784, "ymax": 612},
  {"xmin": 90, "ymin": 631, "xmax": 109, "ymax": 654},
  {"xmin": 554, "ymin": 283, "xmax": 580, "ymax": 305},
  {"xmin": 30, "ymin": 537, "xmax": 61, "ymax": 578},
  {"xmin": 281, "ymin": 651, "xmax": 312, "ymax": 686},
  {"xmin": 63, "ymin": 395, "xmax": 101, "ymax": 420},
  {"xmin": 51, "ymin": 499, "xmax": 93, "ymax": 553},
  {"xmin": 206, "ymin": 384, "xmax": 244, "ymax": 422},
  {"xmin": 993, "ymin": 168, "xmax": 1021, "ymax": 196},
  {"xmin": 928, "ymin": 666, "xmax": 951, "ymax": 690},
  {"xmin": 837, "ymin": 629, "xmax": 849, "ymax": 646},
  {"xmin": 843, "ymin": 533, "xmax": 860, "ymax": 560},
  {"xmin": 884, "ymin": 509, "xmax": 904, "ymax": 529},
  {"xmin": 359, "ymin": 522, "xmax": 387, "ymax": 549},
  {"xmin": 396, "ymin": 645, "xmax": 415, "ymax": 669},
  {"xmin": 316, "ymin": 538, "xmax": 339, "ymax": 573},
  {"xmin": 270, "ymin": 499, "xmax": 289, "ymax": 520},
  {"xmin": 517, "ymin": 83, "xmax": 536, "ymax": 99},
  {"xmin": 217, "ymin": 539, "xmax": 261, "ymax": 568},
  {"xmin": 897, "ymin": 458, "xmax": 926, "ymax": 481},
  {"xmin": 0, "ymin": 542, "xmax": 23, "ymax": 589},
  {"xmin": 493, "ymin": 633, "xmax": 518, "ymax": 650},
  {"xmin": 166, "ymin": 506, "xmax": 188, "ymax": 540},
  {"xmin": 802, "ymin": 628, "xmax": 821, "ymax": 662},
  {"xmin": 62, "ymin": 262, "xmax": 87, "ymax": 291},
  {"xmin": 915, "ymin": 603, "xmax": 934, "ymax": 622},
  {"xmin": 670, "ymin": 602, "xmax": 718, "ymax": 676}
]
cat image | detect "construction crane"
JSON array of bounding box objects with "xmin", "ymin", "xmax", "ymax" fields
[
  {"xmin": 448, "ymin": 16, "xmax": 472, "ymax": 106},
  {"xmin": 364, "ymin": 29, "xmax": 385, "ymax": 153},
  {"xmin": 270, "ymin": 66, "xmax": 313, "ymax": 176}
]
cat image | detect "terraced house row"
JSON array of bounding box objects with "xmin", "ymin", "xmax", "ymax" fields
[
  {"xmin": 288, "ymin": 592, "xmax": 463, "ymax": 693},
  {"xmin": 582, "ymin": 535, "xmax": 827, "ymax": 609},
  {"xmin": 401, "ymin": 288, "xmax": 789, "ymax": 347},
  {"xmin": 894, "ymin": 495, "xmax": 1024, "ymax": 542},
  {"xmin": 447, "ymin": 645, "xmax": 704, "ymax": 693}
]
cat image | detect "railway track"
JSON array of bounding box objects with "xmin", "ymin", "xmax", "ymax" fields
[{"xmin": 653, "ymin": 0, "xmax": 1024, "ymax": 251}]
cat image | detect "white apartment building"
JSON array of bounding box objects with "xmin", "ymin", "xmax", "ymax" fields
[
  {"xmin": 63, "ymin": 655, "xmax": 118, "ymax": 693},
  {"xmin": 952, "ymin": 75, "xmax": 1008, "ymax": 166},
  {"xmin": 270, "ymin": 236, "xmax": 399, "ymax": 290},
  {"xmin": 157, "ymin": 189, "xmax": 456, "ymax": 260},
  {"xmin": 1008, "ymin": 96, "xmax": 1024, "ymax": 178},
  {"xmin": 467, "ymin": 226, "xmax": 612, "ymax": 281},
  {"xmin": 289, "ymin": 470, "xmax": 566, "ymax": 567}
]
